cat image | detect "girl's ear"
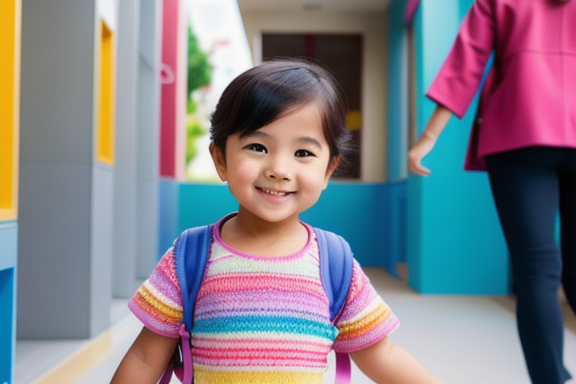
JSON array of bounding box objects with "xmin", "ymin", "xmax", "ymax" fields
[
  {"xmin": 323, "ymin": 155, "xmax": 341, "ymax": 189},
  {"xmin": 210, "ymin": 142, "xmax": 228, "ymax": 182}
]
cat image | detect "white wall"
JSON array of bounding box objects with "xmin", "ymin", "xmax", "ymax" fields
[{"xmin": 240, "ymin": 11, "xmax": 388, "ymax": 181}]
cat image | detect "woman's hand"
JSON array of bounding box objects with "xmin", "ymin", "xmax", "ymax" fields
[
  {"xmin": 408, "ymin": 134, "xmax": 437, "ymax": 176},
  {"xmin": 408, "ymin": 105, "xmax": 452, "ymax": 176}
]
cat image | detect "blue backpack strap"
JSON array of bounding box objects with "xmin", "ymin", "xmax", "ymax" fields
[
  {"xmin": 170, "ymin": 224, "xmax": 213, "ymax": 384},
  {"xmin": 315, "ymin": 228, "xmax": 354, "ymax": 322},
  {"xmin": 174, "ymin": 224, "xmax": 213, "ymax": 330},
  {"xmin": 315, "ymin": 228, "xmax": 354, "ymax": 384}
]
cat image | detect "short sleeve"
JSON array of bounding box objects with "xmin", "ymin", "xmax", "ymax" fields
[
  {"xmin": 332, "ymin": 259, "xmax": 400, "ymax": 353},
  {"xmin": 128, "ymin": 247, "xmax": 184, "ymax": 338}
]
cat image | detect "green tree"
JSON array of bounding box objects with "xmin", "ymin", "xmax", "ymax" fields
[
  {"xmin": 185, "ymin": 23, "xmax": 212, "ymax": 180},
  {"xmin": 187, "ymin": 24, "xmax": 212, "ymax": 105}
]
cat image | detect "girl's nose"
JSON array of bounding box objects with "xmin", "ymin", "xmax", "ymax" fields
[{"xmin": 265, "ymin": 157, "xmax": 292, "ymax": 181}]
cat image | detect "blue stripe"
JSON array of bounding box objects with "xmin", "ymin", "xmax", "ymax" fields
[{"xmin": 193, "ymin": 316, "xmax": 338, "ymax": 339}]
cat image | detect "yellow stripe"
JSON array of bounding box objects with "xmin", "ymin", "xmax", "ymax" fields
[
  {"xmin": 32, "ymin": 331, "xmax": 112, "ymax": 384},
  {"xmin": 337, "ymin": 303, "xmax": 388, "ymax": 338},
  {"xmin": 194, "ymin": 367, "xmax": 324, "ymax": 384},
  {"xmin": 137, "ymin": 285, "xmax": 182, "ymax": 320}
]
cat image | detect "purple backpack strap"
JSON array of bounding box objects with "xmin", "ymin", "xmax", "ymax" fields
[
  {"xmin": 335, "ymin": 352, "xmax": 352, "ymax": 384},
  {"xmin": 158, "ymin": 364, "xmax": 173, "ymax": 384},
  {"xmin": 158, "ymin": 324, "xmax": 193, "ymax": 384},
  {"xmin": 315, "ymin": 228, "xmax": 354, "ymax": 384}
]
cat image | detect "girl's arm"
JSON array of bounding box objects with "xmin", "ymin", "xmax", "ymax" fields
[
  {"xmin": 111, "ymin": 326, "xmax": 179, "ymax": 384},
  {"xmin": 350, "ymin": 336, "xmax": 443, "ymax": 384},
  {"xmin": 408, "ymin": 104, "xmax": 452, "ymax": 176}
]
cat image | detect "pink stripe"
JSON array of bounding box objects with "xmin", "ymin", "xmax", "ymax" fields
[
  {"xmin": 195, "ymin": 347, "xmax": 326, "ymax": 358},
  {"xmin": 195, "ymin": 291, "xmax": 327, "ymax": 315},
  {"xmin": 193, "ymin": 337, "xmax": 329, "ymax": 350},
  {"xmin": 200, "ymin": 274, "xmax": 323, "ymax": 293},
  {"xmin": 193, "ymin": 357, "xmax": 327, "ymax": 368},
  {"xmin": 193, "ymin": 351, "xmax": 327, "ymax": 367}
]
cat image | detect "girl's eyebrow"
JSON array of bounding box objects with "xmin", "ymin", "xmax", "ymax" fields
[
  {"xmin": 297, "ymin": 136, "xmax": 323, "ymax": 149},
  {"xmin": 243, "ymin": 130, "xmax": 269, "ymax": 139},
  {"xmin": 243, "ymin": 130, "xmax": 323, "ymax": 149}
]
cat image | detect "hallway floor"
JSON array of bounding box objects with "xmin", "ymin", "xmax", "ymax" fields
[{"xmin": 16, "ymin": 267, "xmax": 576, "ymax": 384}]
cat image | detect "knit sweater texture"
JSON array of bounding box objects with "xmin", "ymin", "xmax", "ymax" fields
[{"xmin": 129, "ymin": 217, "xmax": 399, "ymax": 383}]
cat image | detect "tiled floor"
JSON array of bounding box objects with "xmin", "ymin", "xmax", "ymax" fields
[{"xmin": 16, "ymin": 268, "xmax": 576, "ymax": 384}]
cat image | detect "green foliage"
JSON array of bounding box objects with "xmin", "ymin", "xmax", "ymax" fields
[
  {"xmin": 187, "ymin": 98, "xmax": 197, "ymax": 114},
  {"xmin": 184, "ymin": 21, "xmax": 213, "ymax": 181},
  {"xmin": 186, "ymin": 117, "xmax": 207, "ymax": 164},
  {"xmin": 187, "ymin": 24, "xmax": 212, "ymax": 98}
]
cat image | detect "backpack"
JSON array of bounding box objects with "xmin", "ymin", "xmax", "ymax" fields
[{"xmin": 159, "ymin": 224, "xmax": 354, "ymax": 384}]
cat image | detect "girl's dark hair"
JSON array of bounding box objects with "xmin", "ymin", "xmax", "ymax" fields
[{"xmin": 210, "ymin": 57, "xmax": 353, "ymax": 174}]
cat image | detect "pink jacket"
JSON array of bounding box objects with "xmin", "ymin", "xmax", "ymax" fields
[{"xmin": 427, "ymin": 0, "xmax": 576, "ymax": 170}]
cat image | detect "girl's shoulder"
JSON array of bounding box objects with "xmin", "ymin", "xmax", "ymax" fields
[{"xmin": 157, "ymin": 246, "xmax": 180, "ymax": 288}]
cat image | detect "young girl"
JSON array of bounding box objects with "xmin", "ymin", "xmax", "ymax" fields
[{"xmin": 112, "ymin": 58, "xmax": 442, "ymax": 384}]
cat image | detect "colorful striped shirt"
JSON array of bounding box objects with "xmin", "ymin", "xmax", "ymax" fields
[{"xmin": 129, "ymin": 217, "xmax": 399, "ymax": 384}]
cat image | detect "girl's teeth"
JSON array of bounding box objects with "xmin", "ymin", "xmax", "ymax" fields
[{"xmin": 262, "ymin": 189, "xmax": 286, "ymax": 196}]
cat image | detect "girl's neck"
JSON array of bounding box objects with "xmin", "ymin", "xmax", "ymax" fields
[{"xmin": 219, "ymin": 210, "xmax": 308, "ymax": 257}]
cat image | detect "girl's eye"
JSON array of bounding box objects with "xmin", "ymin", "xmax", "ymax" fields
[
  {"xmin": 295, "ymin": 149, "xmax": 316, "ymax": 158},
  {"xmin": 245, "ymin": 143, "xmax": 267, "ymax": 153}
]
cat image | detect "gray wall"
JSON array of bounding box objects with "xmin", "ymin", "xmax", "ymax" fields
[
  {"xmin": 112, "ymin": 0, "xmax": 162, "ymax": 298},
  {"xmin": 135, "ymin": 0, "xmax": 162, "ymax": 280},
  {"xmin": 113, "ymin": 0, "xmax": 141, "ymax": 298},
  {"xmin": 18, "ymin": 0, "xmax": 113, "ymax": 338}
]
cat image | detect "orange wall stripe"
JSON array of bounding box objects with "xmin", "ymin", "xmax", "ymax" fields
[
  {"xmin": 96, "ymin": 19, "xmax": 116, "ymax": 166},
  {"xmin": 0, "ymin": 0, "xmax": 21, "ymax": 221}
]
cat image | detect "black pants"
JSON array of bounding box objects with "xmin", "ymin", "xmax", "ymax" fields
[{"xmin": 486, "ymin": 146, "xmax": 576, "ymax": 384}]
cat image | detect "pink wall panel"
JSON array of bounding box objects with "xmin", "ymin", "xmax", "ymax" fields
[{"xmin": 160, "ymin": 0, "xmax": 179, "ymax": 177}]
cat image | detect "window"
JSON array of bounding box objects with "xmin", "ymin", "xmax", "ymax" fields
[{"xmin": 262, "ymin": 33, "xmax": 363, "ymax": 179}]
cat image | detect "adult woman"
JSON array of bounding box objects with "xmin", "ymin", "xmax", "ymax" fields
[{"xmin": 409, "ymin": 0, "xmax": 576, "ymax": 383}]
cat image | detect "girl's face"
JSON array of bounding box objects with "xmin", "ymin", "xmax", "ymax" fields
[{"xmin": 211, "ymin": 102, "xmax": 336, "ymax": 226}]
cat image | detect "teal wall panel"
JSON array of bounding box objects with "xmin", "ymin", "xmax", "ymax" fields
[
  {"xmin": 175, "ymin": 182, "xmax": 406, "ymax": 270},
  {"xmin": 177, "ymin": 183, "xmax": 237, "ymax": 234},
  {"xmin": 158, "ymin": 180, "xmax": 180, "ymax": 259},
  {"xmin": 0, "ymin": 269, "xmax": 15, "ymax": 384},
  {"xmin": 382, "ymin": 180, "xmax": 407, "ymax": 275},
  {"xmin": 386, "ymin": 0, "xmax": 408, "ymax": 181},
  {"xmin": 0, "ymin": 222, "xmax": 17, "ymax": 384},
  {"xmin": 300, "ymin": 182, "xmax": 387, "ymax": 268},
  {"xmin": 405, "ymin": 0, "xmax": 509, "ymax": 294}
]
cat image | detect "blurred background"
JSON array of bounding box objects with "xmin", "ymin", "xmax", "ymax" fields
[{"xmin": 3, "ymin": 1, "xmax": 563, "ymax": 383}]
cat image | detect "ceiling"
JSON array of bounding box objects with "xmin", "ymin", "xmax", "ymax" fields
[{"xmin": 236, "ymin": 0, "xmax": 391, "ymax": 14}]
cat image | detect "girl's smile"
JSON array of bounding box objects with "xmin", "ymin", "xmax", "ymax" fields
[{"xmin": 256, "ymin": 187, "xmax": 293, "ymax": 198}]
